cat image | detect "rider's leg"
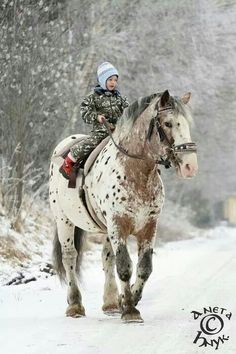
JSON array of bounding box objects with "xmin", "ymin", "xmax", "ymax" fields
[{"xmin": 59, "ymin": 131, "xmax": 108, "ymax": 179}]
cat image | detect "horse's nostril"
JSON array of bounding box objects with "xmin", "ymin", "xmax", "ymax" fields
[{"xmin": 185, "ymin": 164, "xmax": 191, "ymax": 171}]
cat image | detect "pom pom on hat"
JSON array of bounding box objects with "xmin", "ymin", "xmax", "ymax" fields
[{"xmin": 97, "ymin": 62, "xmax": 119, "ymax": 90}]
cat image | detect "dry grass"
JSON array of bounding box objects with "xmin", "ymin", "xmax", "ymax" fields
[{"xmin": 0, "ymin": 235, "xmax": 30, "ymax": 263}]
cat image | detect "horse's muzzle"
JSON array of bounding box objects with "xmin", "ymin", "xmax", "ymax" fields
[{"xmin": 177, "ymin": 152, "xmax": 198, "ymax": 178}]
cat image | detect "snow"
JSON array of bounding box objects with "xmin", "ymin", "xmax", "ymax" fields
[
  {"xmin": 0, "ymin": 226, "xmax": 235, "ymax": 354},
  {"xmin": 0, "ymin": 202, "xmax": 53, "ymax": 285}
]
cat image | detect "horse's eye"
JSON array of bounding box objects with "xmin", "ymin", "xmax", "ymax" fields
[{"xmin": 164, "ymin": 122, "xmax": 172, "ymax": 128}]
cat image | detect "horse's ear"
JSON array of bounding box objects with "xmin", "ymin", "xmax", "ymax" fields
[
  {"xmin": 181, "ymin": 92, "xmax": 191, "ymax": 104},
  {"xmin": 160, "ymin": 90, "xmax": 170, "ymax": 107}
]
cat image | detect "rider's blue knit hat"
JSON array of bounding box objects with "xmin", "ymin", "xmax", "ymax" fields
[{"xmin": 97, "ymin": 62, "xmax": 119, "ymax": 90}]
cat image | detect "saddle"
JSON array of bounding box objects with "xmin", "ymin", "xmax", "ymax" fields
[
  {"xmin": 66, "ymin": 136, "xmax": 110, "ymax": 188},
  {"xmin": 51, "ymin": 134, "xmax": 109, "ymax": 233}
]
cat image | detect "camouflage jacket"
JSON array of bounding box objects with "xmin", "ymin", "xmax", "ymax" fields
[{"xmin": 80, "ymin": 86, "xmax": 129, "ymax": 132}]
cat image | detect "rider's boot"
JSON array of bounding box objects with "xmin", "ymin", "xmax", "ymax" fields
[{"xmin": 59, "ymin": 154, "xmax": 75, "ymax": 180}]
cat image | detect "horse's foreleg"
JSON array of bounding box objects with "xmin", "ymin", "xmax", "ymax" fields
[
  {"xmin": 102, "ymin": 236, "xmax": 120, "ymax": 314},
  {"xmin": 106, "ymin": 231, "xmax": 142, "ymax": 322},
  {"xmin": 56, "ymin": 218, "xmax": 85, "ymax": 318},
  {"xmin": 131, "ymin": 240, "xmax": 154, "ymax": 306},
  {"xmin": 116, "ymin": 242, "xmax": 143, "ymax": 322}
]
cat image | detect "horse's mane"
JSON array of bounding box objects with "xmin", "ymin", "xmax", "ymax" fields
[
  {"xmin": 122, "ymin": 93, "xmax": 161, "ymax": 124},
  {"xmin": 171, "ymin": 96, "xmax": 193, "ymax": 125},
  {"xmin": 119, "ymin": 92, "xmax": 192, "ymax": 129}
]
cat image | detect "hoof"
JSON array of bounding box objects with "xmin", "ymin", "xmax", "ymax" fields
[
  {"xmin": 102, "ymin": 304, "xmax": 121, "ymax": 316},
  {"xmin": 66, "ymin": 304, "xmax": 85, "ymax": 318},
  {"xmin": 121, "ymin": 307, "xmax": 143, "ymax": 323}
]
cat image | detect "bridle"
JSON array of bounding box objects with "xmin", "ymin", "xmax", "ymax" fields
[
  {"xmin": 150, "ymin": 105, "xmax": 197, "ymax": 168},
  {"xmin": 103, "ymin": 104, "xmax": 197, "ymax": 169}
]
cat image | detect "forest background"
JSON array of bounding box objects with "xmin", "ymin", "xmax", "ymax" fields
[{"xmin": 0, "ymin": 0, "xmax": 235, "ymax": 232}]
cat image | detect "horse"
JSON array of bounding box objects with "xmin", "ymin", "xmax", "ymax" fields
[{"xmin": 49, "ymin": 90, "xmax": 198, "ymax": 323}]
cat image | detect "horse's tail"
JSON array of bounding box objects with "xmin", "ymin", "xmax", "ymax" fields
[{"xmin": 52, "ymin": 226, "xmax": 85, "ymax": 282}]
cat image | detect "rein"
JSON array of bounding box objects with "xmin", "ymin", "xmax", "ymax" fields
[
  {"xmin": 103, "ymin": 119, "xmax": 145, "ymax": 160},
  {"xmin": 103, "ymin": 105, "xmax": 197, "ymax": 167},
  {"xmin": 93, "ymin": 94, "xmax": 144, "ymax": 160}
]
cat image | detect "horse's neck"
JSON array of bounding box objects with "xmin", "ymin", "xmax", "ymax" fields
[{"xmin": 115, "ymin": 105, "xmax": 161, "ymax": 161}]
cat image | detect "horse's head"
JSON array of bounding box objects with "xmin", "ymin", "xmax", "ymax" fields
[
  {"xmin": 116, "ymin": 90, "xmax": 198, "ymax": 178},
  {"xmin": 153, "ymin": 90, "xmax": 198, "ymax": 178}
]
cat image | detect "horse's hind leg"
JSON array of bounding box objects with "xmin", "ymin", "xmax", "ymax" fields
[
  {"xmin": 102, "ymin": 236, "xmax": 120, "ymax": 315},
  {"xmin": 54, "ymin": 215, "xmax": 85, "ymax": 318}
]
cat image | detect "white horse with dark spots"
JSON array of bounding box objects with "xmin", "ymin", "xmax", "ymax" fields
[{"xmin": 49, "ymin": 90, "xmax": 198, "ymax": 323}]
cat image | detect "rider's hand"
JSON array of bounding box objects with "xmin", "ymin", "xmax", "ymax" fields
[
  {"xmin": 97, "ymin": 115, "xmax": 106, "ymax": 124},
  {"xmin": 109, "ymin": 123, "xmax": 115, "ymax": 131}
]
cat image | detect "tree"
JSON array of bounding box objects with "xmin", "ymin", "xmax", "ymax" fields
[{"xmin": 0, "ymin": 0, "xmax": 89, "ymax": 229}]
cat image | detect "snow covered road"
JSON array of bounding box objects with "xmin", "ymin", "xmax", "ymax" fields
[{"xmin": 0, "ymin": 226, "xmax": 235, "ymax": 354}]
